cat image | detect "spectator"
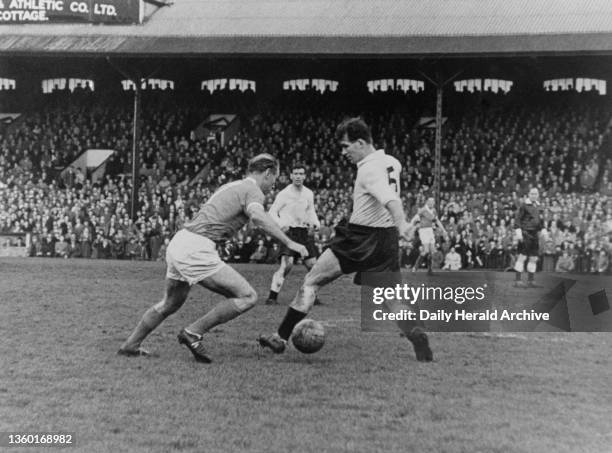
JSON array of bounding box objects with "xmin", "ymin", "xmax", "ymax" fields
[
  {"xmin": 443, "ymin": 246, "xmax": 462, "ymax": 270},
  {"xmin": 431, "ymin": 245, "xmax": 444, "ymax": 270},
  {"xmin": 54, "ymin": 234, "xmax": 69, "ymax": 258},
  {"xmin": 265, "ymin": 242, "xmax": 282, "ymax": 264},
  {"xmin": 593, "ymin": 250, "xmax": 609, "ymax": 274},
  {"xmin": 250, "ymin": 239, "xmax": 268, "ymax": 263},
  {"xmin": 555, "ymin": 250, "xmax": 575, "ymax": 273}
]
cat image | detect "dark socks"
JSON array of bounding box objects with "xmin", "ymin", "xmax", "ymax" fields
[{"xmin": 278, "ymin": 307, "xmax": 307, "ymax": 340}]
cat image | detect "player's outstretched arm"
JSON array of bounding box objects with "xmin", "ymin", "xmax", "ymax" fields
[
  {"xmin": 435, "ymin": 218, "xmax": 449, "ymax": 238},
  {"xmin": 248, "ymin": 204, "xmax": 308, "ymax": 257}
]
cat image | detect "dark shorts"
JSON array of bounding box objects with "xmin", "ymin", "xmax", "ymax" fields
[
  {"xmin": 281, "ymin": 227, "xmax": 318, "ymax": 260},
  {"xmin": 518, "ymin": 230, "xmax": 539, "ymax": 257},
  {"xmin": 329, "ymin": 221, "xmax": 399, "ymax": 285}
]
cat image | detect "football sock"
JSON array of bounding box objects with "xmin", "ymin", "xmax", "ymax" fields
[
  {"xmin": 271, "ymin": 271, "xmax": 285, "ymax": 293},
  {"xmin": 183, "ymin": 329, "xmax": 202, "ymax": 340},
  {"xmin": 515, "ymin": 271, "xmax": 522, "ymax": 281},
  {"xmin": 268, "ymin": 290, "xmax": 279, "ymax": 301},
  {"xmin": 123, "ymin": 306, "xmax": 165, "ymax": 348},
  {"xmin": 186, "ymin": 299, "xmax": 242, "ymax": 335},
  {"xmin": 384, "ymin": 297, "xmax": 424, "ymax": 333},
  {"xmin": 278, "ymin": 307, "xmax": 307, "ymax": 340}
]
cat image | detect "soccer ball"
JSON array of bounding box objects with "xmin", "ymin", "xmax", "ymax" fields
[{"xmin": 291, "ymin": 319, "xmax": 325, "ymax": 354}]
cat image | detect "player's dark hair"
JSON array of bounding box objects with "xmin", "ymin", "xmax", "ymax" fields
[
  {"xmin": 335, "ymin": 117, "xmax": 372, "ymax": 144},
  {"xmin": 291, "ymin": 162, "xmax": 307, "ymax": 172},
  {"xmin": 247, "ymin": 153, "xmax": 278, "ymax": 174}
]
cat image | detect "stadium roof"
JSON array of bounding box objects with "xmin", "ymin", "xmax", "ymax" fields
[{"xmin": 1, "ymin": 0, "xmax": 612, "ymax": 57}]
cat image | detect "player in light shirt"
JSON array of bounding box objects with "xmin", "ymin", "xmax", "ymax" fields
[
  {"xmin": 265, "ymin": 162, "xmax": 321, "ymax": 305},
  {"xmin": 259, "ymin": 118, "xmax": 433, "ymax": 361},
  {"xmin": 119, "ymin": 154, "xmax": 307, "ymax": 363}
]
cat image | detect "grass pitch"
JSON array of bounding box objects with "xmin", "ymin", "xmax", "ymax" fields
[{"xmin": 1, "ymin": 258, "xmax": 611, "ymax": 453}]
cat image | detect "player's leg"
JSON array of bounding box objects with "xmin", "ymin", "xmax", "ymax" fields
[
  {"xmin": 514, "ymin": 250, "xmax": 527, "ymax": 286},
  {"xmin": 425, "ymin": 242, "xmax": 435, "ymax": 275},
  {"xmin": 119, "ymin": 278, "xmax": 191, "ymax": 356},
  {"xmin": 189, "ymin": 265, "xmax": 258, "ymax": 333},
  {"xmin": 266, "ymin": 255, "xmax": 294, "ymax": 304},
  {"xmin": 177, "ymin": 265, "xmax": 257, "ymax": 363},
  {"xmin": 259, "ymin": 248, "xmax": 343, "ymax": 352},
  {"xmin": 524, "ymin": 232, "xmax": 539, "ymax": 286},
  {"xmin": 413, "ymin": 252, "xmax": 423, "ymax": 272},
  {"xmin": 526, "ymin": 255, "xmax": 538, "ymax": 286},
  {"xmin": 304, "ymin": 257, "xmax": 325, "ymax": 305},
  {"xmin": 381, "ymin": 273, "xmax": 433, "ymax": 362},
  {"xmin": 303, "ymin": 234, "xmax": 323, "ymax": 305},
  {"xmin": 304, "ymin": 257, "xmax": 316, "ymax": 270},
  {"xmin": 380, "ymin": 235, "xmax": 433, "ymax": 362}
]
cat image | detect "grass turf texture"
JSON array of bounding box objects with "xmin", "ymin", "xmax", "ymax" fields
[{"xmin": 1, "ymin": 258, "xmax": 611, "ymax": 453}]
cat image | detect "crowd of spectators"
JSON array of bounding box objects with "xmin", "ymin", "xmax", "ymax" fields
[{"xmin": 1, "ymin": 86, "xmax": 611, "ymax": 274}]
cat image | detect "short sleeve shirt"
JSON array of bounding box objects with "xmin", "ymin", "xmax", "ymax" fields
[
  {"xmin": 183, "ymin": 178, "xmax": 265, "ymax": 243},
  {"xmin": 349, "ymin": 150, "xmax": 401, "ymax": 228}
]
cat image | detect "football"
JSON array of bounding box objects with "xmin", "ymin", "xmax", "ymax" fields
[{"xmin": 291, "ymin": 319, "xmax": 325, "ymax": 354}]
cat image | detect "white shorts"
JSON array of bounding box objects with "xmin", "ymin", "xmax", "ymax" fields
[
  {"xmin": 166, "ymin": 229, "xmax": 226, "ymax": 285},
  {"xmin": 418, "ymin": 227, "xmax": 435, "ymax": 246}
]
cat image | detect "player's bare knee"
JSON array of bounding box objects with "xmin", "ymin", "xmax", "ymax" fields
[
  {"xmin": 302, "ymin": 272, "xmax": 321, "ymax": 299},
  {"xmin": 234, "ymin": 287, "xmax": 258, "ymax": 312},
  {"xmin": 303, "ymin": 268, "xmax": 323, "ymax": 289},
  {"xmin": 291, "ymin": 282, "xmax": 318, "ymax": 312},
  {"xmin": 153, "ymin": 297, "xmax": 184, "ymax": 317}
]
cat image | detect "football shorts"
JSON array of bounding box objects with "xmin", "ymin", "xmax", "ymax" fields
[
  {"xmin": 418, "ymin": 227, "xmax": 435, "ymax": 246},
  {"xmin": 166, "ymin": 229, "xmax": 226, "ymax": 285},
  {"xmin": 329, "ymin": 221, "xmax": 399, "ymax": 285},
  {"xmin": 517, "ymin": 230, "xmax": 539, "ymax": 257},
  {"xmin": 281, "ymin": 227, "xmax": 318, "ymax": 260}
]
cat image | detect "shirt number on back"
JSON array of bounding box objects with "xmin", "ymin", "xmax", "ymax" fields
[{"xmin": 386, "ymin": 166, "xmax": 399, "ymax": 194}]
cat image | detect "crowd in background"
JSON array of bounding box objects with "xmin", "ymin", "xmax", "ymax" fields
[{"xmin": 1, "ymin": 86, "xmax": 611, "ymax": 273}]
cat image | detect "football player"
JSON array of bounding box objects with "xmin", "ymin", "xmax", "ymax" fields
[
  {"xmin": 259, "ymin": 118, "xmax": 433, "ymax": 361},
  {"xmin": 119, "ymin": 154, "xmax": 307, "ymax": 362},
  {"xmin": 265, "ymin": 162, "xmax": 321, "ymax": 305}
]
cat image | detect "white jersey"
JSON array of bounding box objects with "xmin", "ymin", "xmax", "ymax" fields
[
  {"xmin": 269, "ymin": 184, "xmax": 319, "ymax": 229},
  {"xmin": 349, "ymin": 149, "xmax": 401, "ymax": 228}
]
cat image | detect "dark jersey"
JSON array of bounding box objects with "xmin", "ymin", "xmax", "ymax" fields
[{"xmin": 515, "ymin": 200, "xmax": 542, "ymax": 232}]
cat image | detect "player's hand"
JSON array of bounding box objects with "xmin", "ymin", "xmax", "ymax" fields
[
  {"xmin": 287, "ymin": 240, "xmax": 308, "ymax": 258},
  {"xmin": 398, "ymin": 221, "xmax": 416, "ymax": 241}
]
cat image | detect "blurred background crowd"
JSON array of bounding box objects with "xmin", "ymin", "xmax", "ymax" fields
[{"xmin": 1, "ymin": 86, "xmax": 611, "ymax": 273}]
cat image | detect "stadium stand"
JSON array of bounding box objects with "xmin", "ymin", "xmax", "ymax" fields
[{"xmin": 1, "ymin": 84, "xmax": 611, "ymax": 272}]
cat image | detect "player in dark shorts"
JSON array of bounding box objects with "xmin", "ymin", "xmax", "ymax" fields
[
  {"xmin": 514, "ymin": 188, "xmax": 544, "ymax": 287},
  {"xmin": 259, "ymin": 117, "xmax": 433, "ymax": 362},
  {"xmin": 265, "ymin": 163, "xmax": 322, "ymax": 305},
  {"xmin": 330, "ymin": 219, "xmax": 400, "ymax": 284},
  {"xmin": 282, "ymin": 227, "xmax": 318, "ymax": 260}
]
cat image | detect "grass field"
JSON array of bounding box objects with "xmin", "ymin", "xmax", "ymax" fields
[{"xmin": 1, "ymin": 258, "xmax": 612, "ymax": 453}]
